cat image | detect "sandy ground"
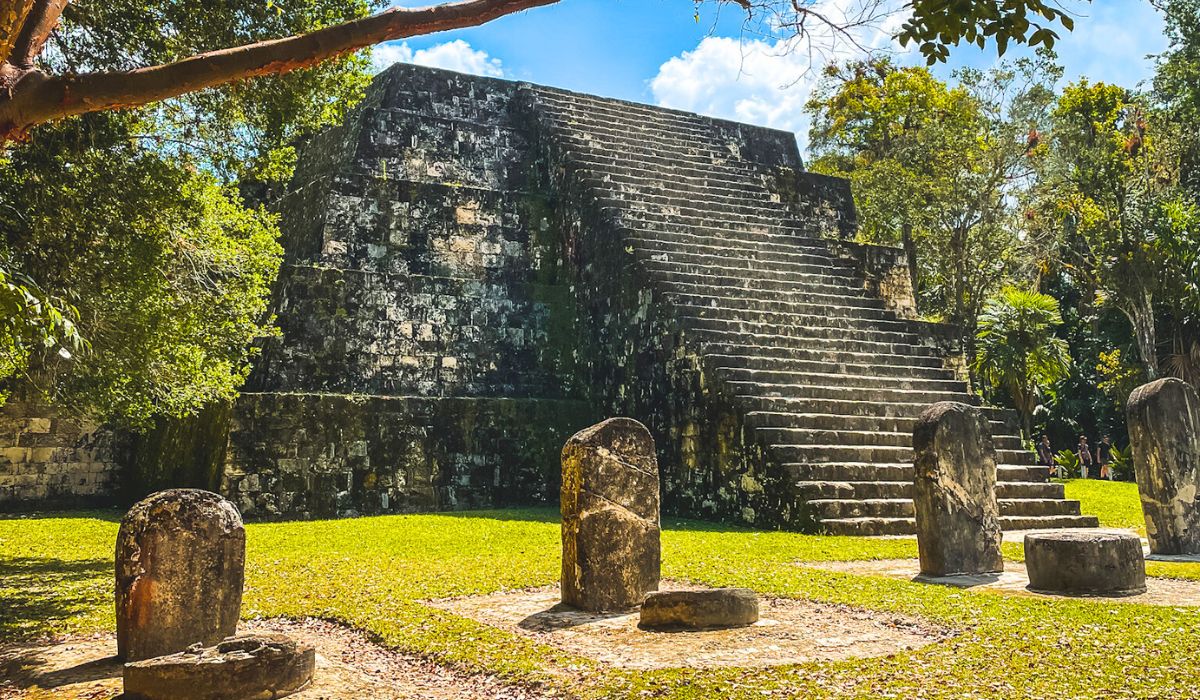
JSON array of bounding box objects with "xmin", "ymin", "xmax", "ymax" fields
[
  {"xmin": 804, "ymin": 559, "xmax": 1200, "ymax": 606},
  {"xmin": 426, "ymin": 580, "xmax": 951, "ymax": 670},
  {"xmin": 0, "ymin": 618, "xmax": 564, "ymax": 700}
]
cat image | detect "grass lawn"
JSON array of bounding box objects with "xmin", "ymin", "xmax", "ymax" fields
[
  {"xmin": 3, "ymin": 481, "xmax": 1199, "ymax": 698},
  {"xmin": 1062, "ymin": 478, "xmax": 1147, "ymax": 534}
]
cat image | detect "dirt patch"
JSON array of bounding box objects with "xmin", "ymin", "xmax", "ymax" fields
[
  {"xmin": 427, "ymin": 581, "xmax": 951, "ymax": 670},
  {"xmin": 805, "ymin": 559, "xmax": 1200, "ymax": 606},
  {"xmin": 0, "ymin": 618, "xmax": 561, "ymax": 700}
]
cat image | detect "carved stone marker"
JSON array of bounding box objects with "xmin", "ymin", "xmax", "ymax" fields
[
  {"xmin": 912, "ymin": 402, "xmax": 1004, "ymax": 576},
  {"xmin": 1025, "ymin": 531, "xmax": 1146, "ymax": 596},
  {"xmin": 639, "ymin": 588, "xmax": 759, "ymax": 630},
  {"xmin": 116, "ymin": 489, "xmax": 246, "ymax": 661},
  {"xmin": 123, "ymin": 633, "xmax": 316, "ymax": 700},
  {"xmin": 1127, "ymin": 377, "xmax": 1200, "ymax": 555},
  {"xmin": 560, "ymin": 417, "xmax": 660, "ymax": 612}
]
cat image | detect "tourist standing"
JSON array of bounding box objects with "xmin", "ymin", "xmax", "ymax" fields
[
  {"xmin": 1037, "ymin": 435, "xmax": 1056, "ymax": 477},
  {"xmin": 1096, "ymin": 435, "xmax": 1114, "ymax": 480},
  {"xmin": 1078, "ymin": 436, "xmax": 1094, "ymax": 479}
]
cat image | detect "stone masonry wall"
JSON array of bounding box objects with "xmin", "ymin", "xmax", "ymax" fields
[{"xmin": 0, "ymin": 400, "xmax": 120, "ymax": 509}]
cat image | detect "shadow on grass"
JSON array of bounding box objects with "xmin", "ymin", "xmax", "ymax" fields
[
  {"xmin": 432, "ymin": 507, "xmax": 759, "ymax": 534},
  {"xmin": 0, "ymin": 508, "xmax": 122, "ymax": 523},
  {"xmin": 0, "ymin": 557, "xmax": 111, "ymax": 641}
]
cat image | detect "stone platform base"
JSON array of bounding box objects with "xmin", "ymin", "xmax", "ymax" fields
[
  {"xmin": 427, "ymin": 581, "xmax": 949, "ymax": 669},
  {"xmin": 804, "ymin": 559, "xmax": 1200, "ymax": 606}
]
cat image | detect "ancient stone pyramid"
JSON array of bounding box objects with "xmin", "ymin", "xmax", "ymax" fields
[{"xmin": 230, "ymin": 63, "xmax": 1097, "ymax": 535}]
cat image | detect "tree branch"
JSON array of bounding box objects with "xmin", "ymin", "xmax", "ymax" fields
[
  {"xmin": 8, "ymin": 0, "xmax": 66, "ymax": 67},
  {"xmin": 0, "ymin": 0, "xmax": 556, "ymax": 142},
  {"xmin": 0, "ymin": 0, "xmax": 36, "ymax": 65}
]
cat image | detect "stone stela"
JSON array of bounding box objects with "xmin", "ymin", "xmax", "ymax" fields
[
  {"xmin": 115, "ymin": 489, "xmax": 315, "ymax": 699},
  {"xmin": 1127, "ymin": 377, "xmax": 1200, "ymax": 555},
  {"xmin": 560, "ymin": 418, "xmax": 661, "ymax": 612},
  {"xmin": 911, "ymin": 402, "xmax": 1004, "ymax": 577}
]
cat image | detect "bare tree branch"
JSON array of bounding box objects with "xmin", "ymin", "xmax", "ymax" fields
[
  {"xmin": 0, "ymin": 0, "xmax": 556, "ymax": 143},
  {"xmin": 0, "ymin": 0, "xmax": 36, "ymax": 65},
  {"xmin": 8, "ymin": 0, "xmax": 67, "ymax": 67}
]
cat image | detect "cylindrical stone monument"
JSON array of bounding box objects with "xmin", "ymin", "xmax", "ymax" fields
[
  {"xmin": 116, "ymin": 489, "xmax": 246, "ymax": 661},
  {"xmin": 1025, "ymin": 531, "xmax": 1146, "ymax": 595},
  {"xmin": 1127, "ymin": 377, "xmax": 1200, "ymax": 555},
  {"xmin": 912, "ymin": 402, "xmax": 1004, "ymax": 577},
  {"xmin": 560, "ymin": 417, "xmax": 661, "ymax": 612}
]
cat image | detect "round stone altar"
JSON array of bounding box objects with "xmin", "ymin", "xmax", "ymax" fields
[{"xmin": 1024, "ymin": 531, "xmax": 1146, "ymax": 596}]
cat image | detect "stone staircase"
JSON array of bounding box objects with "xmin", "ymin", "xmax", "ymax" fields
[{"xmin": 521, "ymin": 85, "xmax": 1098, "ymax": 535}]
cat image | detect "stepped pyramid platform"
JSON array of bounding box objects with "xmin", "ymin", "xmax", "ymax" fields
[
  {"xmin": 99, "ymin": 64, "xmax": 1095, "ymax": 534},
  {"xmin": 514, "ymin": 81, "xmax": 1096, "ymax": 535}
]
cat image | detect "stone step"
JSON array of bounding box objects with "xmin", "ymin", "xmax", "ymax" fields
[
  {"xmin": 820, "ymin": 513, "xmax": 1101, "ymax": 536},
  {"xmin": 755, "ymin": 426, "xmax": 1023, "ymax": 451},
  {"xmin": 808, "ymin": 498, "xmax": 914, "ymax": 520},
  {"xmin": 659, "ymin": 279, "xmax": 889, "ymax": 311},
  {"xmin": 768, "ymin": 444, "xmax": 1037, "ymax": 466},
  {"xmin": 663, "ymin": 292, "xmax": 897, "ymax": 322},
  {"xmin": 1000, "ymin": 515, "xmax": 1100, "ymax": 530},
  {"xmin": 571, "ymin": 159, "xmax": 781, "ymax": 199},
  {"xmin": 996, "ymin": 481, "xmax": 1065, "ymax": 499},
  {"xmin": 693, "ymin": 329, "xmax": 941, "ymax": 358},
  {"xmin": 629, "ymin": 236, "xmax": 852, "ymax": 272},
  {"xmin": 747, "ymin": 411, "xmax": 1006, "ymax": 435},
  {"xmin": 593, "ymin": 186, "xmax": 798, "ymax": 223},
  {"xmin": 637, "ymin": 249, "xmax": 862, "ymax": 282},
  {"xmin": 728, "ymin": 382, "xmax": 971, "ymax": 407},
  {"xmin": 528, "ymin": 90, "xmax": 732, "ymax": 137},
  {"xmin": 785, "ymin": 462, "xmax": 1039, "ymax": 485},
  {"xmin": 820, "ymin": 517, "xmax": 916, "ymax": 536},
  {"xmin": 713, "ymin": 366, "xmax": 961, "ymax": 393},
  {"xmin": 711, "ymin": 355, "xmax": 957, "ymax": 381},
  {"xmin": 685, "ymin": 316, "xmax": 921, "ymax": 347},
  {"xmin": 539, "ymin": 110, "xmax": 749, "ymax": 153},
  {"xmin": 1000, "ymin": 498, "xmax": 1083, "ymax": 517},
  {"xmin": 606, "ymin": 205, "xmax": 815, "ymax": 237},
  {"xmin": 622, "ymin": 228, "xmax": 842, "ymax": 260},
  {"xmin": 680, "ymin": 304, "xmax": 914, "ymax": 336},
  {"xmin": 646, "ymin": 263, "xmax": 873, "ymax": 297}
]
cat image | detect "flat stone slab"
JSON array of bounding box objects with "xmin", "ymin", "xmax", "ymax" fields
[
  {"xmin": 1, "ymin": 618, "xmax": 555, "ymax": 700},
  {"xmin": 427, "ymin": 581, "xmax": 950, "ymax": 669},
  {"xmin": 804, "ymin": 559, "xmax": 1200, "ymax": 605},
  {"xmin": 1025, "ymin": 531, "xmax": 1146, "ymax": 596},
  {"xmin": 639, "ymin": 588, "xmax": 758, "ymax": 630},
  {"xmin": 123, "ymin": 633, "xmax": 315, "ymax": 700}
]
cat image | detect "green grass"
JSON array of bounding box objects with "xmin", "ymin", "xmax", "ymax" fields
[
  {"xmin": 2, "ymin": 484, "xmax": 1200, "ymax": 698},
  {"xmin": 1062, "ymin": 478, "xmax": 1147, "ymax": 533}
]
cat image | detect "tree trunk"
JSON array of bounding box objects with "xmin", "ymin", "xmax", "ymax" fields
[
  {"xmin": 1124, "ymin": 286, "xmax": 1159, "ymax": 379},
  {"xmin": 0, "ymin": 0, "xmax": 557, "ymax": 143}
]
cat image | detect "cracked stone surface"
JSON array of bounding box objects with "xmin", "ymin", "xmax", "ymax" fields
[
  {"xmin": 912, "ymin": 402, "xmax": 1004, "ymax": 576},
  {"xmin": 1127, "ymin": 378, "xmax": 1200, "ymax": 555},
  {"xmin": 1024, "ymin": 531, "xmax": 1146, "ymax": 596},
  {"xmin": 560, "ymin": 418, "xmax": 660, "ymax": 612},
  {"xmin": 122, "ymin": 633, "xmax": 315, "ymax": 700},
  {"xmin": 116, "ymin": 489, "xmax": 245, "ymax": 661}
]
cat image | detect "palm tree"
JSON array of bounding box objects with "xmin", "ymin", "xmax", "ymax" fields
[{"xmin": 974, "ymin": 287, "xmax": 1072, "ymax": 440}]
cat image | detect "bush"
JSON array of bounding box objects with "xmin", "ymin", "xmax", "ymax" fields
[{"xmin": 1053, "ymin": 449, "xmax": 1081, "ymax": 479}]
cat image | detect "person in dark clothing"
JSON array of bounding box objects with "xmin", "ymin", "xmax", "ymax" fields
[
  {"xmin": 1037, "ymin": 434, "xmax": 1056, "ymax": 477},
  {"xmin": 1096, "ymin": 435, "xmax": 1114, "ymax": 480},
  {"xmin": 1078, "ymin": 436, "xmax": 1095, "ymax": 479}
]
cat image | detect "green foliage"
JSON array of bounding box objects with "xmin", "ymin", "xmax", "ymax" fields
[
  {"xmin": 1107, "ymin": 444, "xmax": 1134, "ymax": 482},
  {"xmin": 975, "ymin": 287, "xmax": 1072, "ymax": 437},
  {"xmin": 0, "ymin": 113, "xmax": 282, "ymax": 428},
  {"xmin": 0, "ymin": 265, "xmax": 86, "ymax": 391},
  {"xmin": 5, "ymin": 504, "xmax": 1200, "ymax": 698},
  {"xmin": 896, "ymin": 0, "xmax": 1082, "ymax": 64},
  {"xmin": 51, "ymin": 0, "xmax": 379, "ymax": 186},
  {"xmin": 806, "ymin": 56, "xmax": 1060, "ymax": 348},
  {"xmin": 1095, "ymin": 348, "xmax": 1144, "ymax": 408},
  {"xmin": 1053, "ymin": 448, "xmax": 1080, "ymax": 478}
]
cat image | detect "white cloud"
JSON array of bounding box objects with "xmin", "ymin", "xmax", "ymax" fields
[
  {"xmin": 371, "ymin": 39, "xmax": 505, "ymax": 78},
  {"xmin": 649, "ymin": 0, "xmax": 906, "ymax": 150}
]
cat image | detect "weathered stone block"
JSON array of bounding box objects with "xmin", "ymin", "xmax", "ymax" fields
[
  {"xmin": 116, "ymin": 489, "xmax": 245, "ymax": 661},
  {"xmin": 1127, "ymin": 378, "xmax": 1200, "ymax": 555},
  {"xmin": 561, "ymin": 417, "xmax": 660, "ymax": 612},
  {"xmin": 912, "ymin": 402, "xmax": 1004, "ymax": 576},
  {"xmin": 1025, "ymin": 531, "xmax": 1146, "ymax": 595},
  {"xmin": 122, "ymin": 633, "xmax": 315, "ymax": 700},
  {"xmin": 638, "ymin": 588, "xmax": 759, "ymax": 630}
]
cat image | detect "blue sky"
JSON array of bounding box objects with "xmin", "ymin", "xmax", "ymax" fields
[{"xmin": 375, "ymin": 0, "xmax": 1169, "ymax": 153}]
